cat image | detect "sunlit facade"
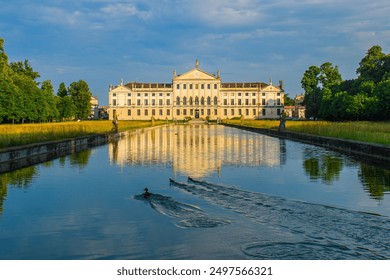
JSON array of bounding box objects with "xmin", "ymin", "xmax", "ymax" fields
[{"xmin": 108, "ymin": 61, "xmax": 284, "ymax": 120}]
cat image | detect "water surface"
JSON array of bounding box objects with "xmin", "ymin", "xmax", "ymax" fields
[{"xmin": 0, "ymin": 125, "xmax": 389, "ymax": 259}]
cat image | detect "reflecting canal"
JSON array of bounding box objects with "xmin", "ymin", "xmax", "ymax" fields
[{"xmin": 0, "ymin": 125, "xmax": 389, "ymax": 259}]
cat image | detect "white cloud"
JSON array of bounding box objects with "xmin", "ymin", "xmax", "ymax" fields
[{"xmin": 100, "ymin": 3, "xmax": 152, "ymax": 20}]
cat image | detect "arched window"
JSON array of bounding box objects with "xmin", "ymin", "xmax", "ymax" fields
[
  {"xmin": 176, "ymin": 96, "xmax": 180, "ymax": 105},
  {"xmin": 214, "ymin": 96, "xmax": 218, "ymax": 105},
  {"xmin": 195, "ymin": 96, "xmax": 199, "ymax": 105},
  {"xmin": 207, "ymin": 96, "xmax": 211, "ymax": 105},
  {"xmin": 189, "ymin": 96, "xmax": 193, "ymax": 106},
  {"xmin": 183, "ymin": 96, "xmax": 187, "ymax": 105},
  {"xmin": 201, "ymin": 97, "xmax": 205, "ymax": 105}
]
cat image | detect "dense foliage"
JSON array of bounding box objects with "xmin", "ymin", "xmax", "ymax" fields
[
  {"xmin": 302, "ymin": 46, "xmax": 390, "ymax": 120},
  {"xmin": 0, "ymin": 38, "xmax": 92, "ymax": 124}
]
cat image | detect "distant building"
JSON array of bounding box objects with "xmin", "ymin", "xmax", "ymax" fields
[
  {"xmin": 107, "ymin": 61, "xmax": 284, "ymax": 121},
  {"xmin": 90, "ymin": 96, "xmax": 99, "ymax": 119},
  {"xmin": 284, "ymin": 94, "xmax": 305, "ymax": 119}
]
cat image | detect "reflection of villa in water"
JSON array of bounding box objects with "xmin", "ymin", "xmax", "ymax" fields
[{"xmin": 109, "ymin": 125, "xmax": 285, "ymax": 177}]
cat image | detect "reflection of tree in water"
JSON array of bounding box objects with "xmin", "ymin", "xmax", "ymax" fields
[
  {"xmin": 0, "ymin": 166, "xmax": 38, "ymax": 214},
  {"xmin": 303, "ymin": 156, "xmax": 343, "ymax": 184},
  {"xmin": 69, "ymin": 150, "xmax": 92, "ymax": 168},
  {"xmin": 359, "ymin": 163, "xmax": 390, "ymax": 200}
]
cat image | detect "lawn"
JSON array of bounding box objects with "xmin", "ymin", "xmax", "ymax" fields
[
  {"xmin": 227, "ymin": 119, "xmax": 390, "ymax": 145},
  {"xmin": 0, "ymin": 120, "xmax": 166, "ymax": 149}
]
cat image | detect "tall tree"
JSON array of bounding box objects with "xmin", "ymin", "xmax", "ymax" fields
[
  {"xmin": 68, "ymin": 80, "xmax": 92, "ymax": 119},
  {"xmin": 56, "ymin": 82, "xmax": 75, "ymax": 121},
  {"xmin": 357, "ymin": 45, "xmax": 386, "ymax": 83}
]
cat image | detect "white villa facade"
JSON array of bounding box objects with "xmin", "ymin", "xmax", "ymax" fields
[{"xmin": 108, "ymin": 61, "xmax": 284, "ymax": 121}]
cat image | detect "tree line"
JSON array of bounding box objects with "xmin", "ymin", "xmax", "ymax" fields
[
  {"xmin": 0, "ymin": 38, "xmax": 92, "ymax": 124},
  {"xmin": 302, "ymin": 45, "xmax": 390, "ymax": 120}
]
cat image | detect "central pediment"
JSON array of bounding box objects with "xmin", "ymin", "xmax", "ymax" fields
[{"xmin": 174, "ymin": 68, "xmax": 219, "ymax": 81}]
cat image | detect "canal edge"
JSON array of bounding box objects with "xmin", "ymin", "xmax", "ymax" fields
[{"xmin": 223, "ymin": 123, "xmax": 390, "ymax": 164}]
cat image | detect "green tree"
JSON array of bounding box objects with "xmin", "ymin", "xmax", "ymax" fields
[
  {"xmin": 10, "ymin": 59, "xmax": 40, "ymax": 81},
  {"xmin": 357, "ymin": 45, "xmax": 386, "ymax": 83},
  {"xmin": 56, "ymin": 82, "xmax": 76, "ymax": 121},
  {"xmin": 375, "ymin": 79, "xmax": 390, "ymax": 120},
  {"xmin": 68, "ymin": 80, "xmax": 92, "ymax": 119},
  {"xmin": 41, "ymin": 80, "xmax": 59, "ymax": 122}
]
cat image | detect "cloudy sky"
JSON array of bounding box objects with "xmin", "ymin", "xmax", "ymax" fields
[{"xmin": 1, "ymin": 0, "xmax": 389, "ymax": 104}]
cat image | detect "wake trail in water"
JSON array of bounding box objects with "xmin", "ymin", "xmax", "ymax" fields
[
  {"xmin": 169, "ymin": 177, "xmax": 390, "ymax": 259},
  {"xmin": 134, "ymin": 192, "xmax": 230, "ymax": 228}
]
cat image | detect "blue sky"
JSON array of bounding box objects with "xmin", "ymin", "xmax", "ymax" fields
[{"xmin": 1, "ymin": 0, "xmax": 389, "ymax": 105}]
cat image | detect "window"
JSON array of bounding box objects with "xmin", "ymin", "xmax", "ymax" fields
[
  {"xmin": 195, "ymin": 84, "xmax": 199, "ymax": 90},
  {"xmin": 230, "ymin": 99, "xmax": 234, "ymax": 105},
  {"xmin": 177, "ymin": 84, "xmax": 180, "ymax": 90},
  {"xmin": 238, "ymin": 99, "xmax": 242, "ymax": 105},
  {"xmin": 167, "ymin": 109, "xmax": 170, "ymax": 115},
  {"xmin": 245, "ymin": 93, "xmax": 249, "ymax": 96},
  {"xmin": 113, "ymin": 99, "xmax": 117, "ymax": 106},
  {"xmin": 166, "ymin": 99, "xmax": 170, "ymax": 106},
  {"xmin": 246, "ymin": 109, "xmax": 249, "ymax": 116},
  {"xmin": 201, "ymin": 109, "xmax": 204, "ymax": 115},
  {"xmin": 277, "ymin": 108, "xmax": 281, "ymax": 115},
  {"xmin": 201, "ymin": 97, "xmax": 204, "ymax": 105},
  {"xmin": 231, "ymin": 109, "xmax": 235, "ymax": 115},
  {"xmin": 176, "ymin": 96, "xmax": 180, "ymax": 105},
  {"xmin": 145, "ymin": 109, "xmax": 148, "ymax": 116},
  {"xmin": 253, "ymin": 93, "xmax": 256, "ymax": 96},
  {"xmin": 189, "ymin": 97, "xmax": 193, "ymax": 106},
  {"xmin": 262, "ymin": 92, "xmax": 266, "ymax": 96},
  {"xmin": 224, "ymin": 109, "xmax": 227, "ymax": 116},
  {"xmin": 214, "ymin": 109, "xmax": 217, "ymax": 115},
  {"xmin": 144, "ymin": 99, "xmax": 148, "ymax": 106},
  {"xmin": 190, "ymin": 109, "xmax": 193, "ymax": 115},
  {"xmin": 183, "ymin": 109, "xmax": 187, "ymax": 115},
  {"xmin": 277, "ymin": 99, "xmax": 281, "ymax": 105},
  {"xmin": 152, "ymin": 109, "xmax": 155, "ymax": 116},
  {"xmin": 277, "ymin": 92, "xmax": 280, "ymax": 96},
  {"xmin": 201, "ymin": 84, "xmax": 204, "ymax": 90},
  {"xmin": 159, "ymin": 99, "xmax": 163, "ymax": 106},
  {"xmin": 127, "ymin": 93, "xmax": 131, "ymax": 97},
  {"xmin": 207, "ymin": 96, "xmax": 211, "ymax": 105},
  {"xmin": 145, "ymin": 93, "xmax": 148, "ymax": 97},
  {"xmin": 223, "ymin": 99, "xmax": 227, "ymax": 105},
  {"xmin": 253, "ymin": 109, "xmax": 257, "ymax": 115},
  {"xmin": 127, "ymin": 99, "xmax": 131, "ymax": 106},
  {"xmin": 245, "ymin": 99, "xmax": 249, "ymax": 105},
  {"xmin": 238, "ymin": 109, "xmax": 242, "ymax": 116},
  {"xmin": 238, "ymin": 93, "xmax": 241, "ymax": 96},
  {"xmin": 195, "ymin": 96, "xmax": 199, "ymax": 105},
  {"xmin": 167, "ymin": 93, "xmax": 170, "ymax": 96},
  {"xmin": 252, "ymin": 99, "xmax": 256, "ymax": 105},
  {"xmin": 176, "ymin": 109, "xmax": 180, "ymax": 115},
  {"xmin": 214, "ymin": 96, "xmax": 218, "ymax": 105},
  {"xmin": 151, "ymin": 99, "xmax": 156, "ymax": 106},
  {"xmin": 137, "ymin": 99, "xmax": 141, "ymax": 106},
  {"xmin": 137, "ymin": 93, "xmax": 141, "ymax": 97},
  {"xmin": 159, "ymin": 109, "xmax": 163, "ymax": 116},
  {"xmin": 207, "ymin": 109, "xmax": 210, "ymax": 115},
  {"xmin": 183, "ymin": 84, "xmax": 187, "ymax": 90},
  {"xmin": 207, "ymin": 84, "xmax": 211, "ymax": 90},
  {"xmin": 183, "ymin": 96, "xmax": 187, "ymax": 105},
  {"xmin": 137, "ymin": 109, "xmax": 141, "ymax": 116},
  {"xmin": 214, "ymin": 84, "xmax": 217, "ymax": 89},
  {"xmin": 262, "ymin": 99, "xmax": 266, "ymax": 105},
  {"xmin": 128, "ymin": 109, "xmax": 131, "ymax": 116},
  {"xmin": 190, "ymin": 84, "xmax": 193, "ymax": 90},
  {"xmin": 262, "ymin": 109, "xmax": 266, "ymax": 115},
  {"xmin": 159, "ymin": 93, "xmax": 163, "ymax": 96},
  {"xmin": 113, "ymin": 93, "xmax": 116, "ymax": 97}
]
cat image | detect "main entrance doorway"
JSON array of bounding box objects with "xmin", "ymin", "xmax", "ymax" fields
[{"xmin": 194, "ymin": 109, "xmax": 200, "ymax": 119}]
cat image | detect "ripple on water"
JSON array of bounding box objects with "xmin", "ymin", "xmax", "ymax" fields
[{"xmin": 176, "ymin": 216, "xmax": 231, "ymax": 228}]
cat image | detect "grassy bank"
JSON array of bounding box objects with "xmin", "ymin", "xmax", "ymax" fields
[
  {"xmin": 227, "ymin": 120, "xmax": 390, "ymax": 145},
  {"xmin": 0, "ymin": 120, "xmax": 165, "ymax": 149}
]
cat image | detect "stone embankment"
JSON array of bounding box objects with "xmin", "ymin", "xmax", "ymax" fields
[
  {"xmin": 0, "ymin": 132, "xmax": 128, "ymax": 174},
  {"xmin": 224, "ymin": 123, "xmax": 390, "ymax": 163}
]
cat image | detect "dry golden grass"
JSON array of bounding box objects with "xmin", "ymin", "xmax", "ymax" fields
[
  {"xmin": 0, "ymin": 120, "xmax": 165, "ymax": 149},
  {"xmin": 228, "ymin": 119, "xmax": 390, "ymax": 145}
]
